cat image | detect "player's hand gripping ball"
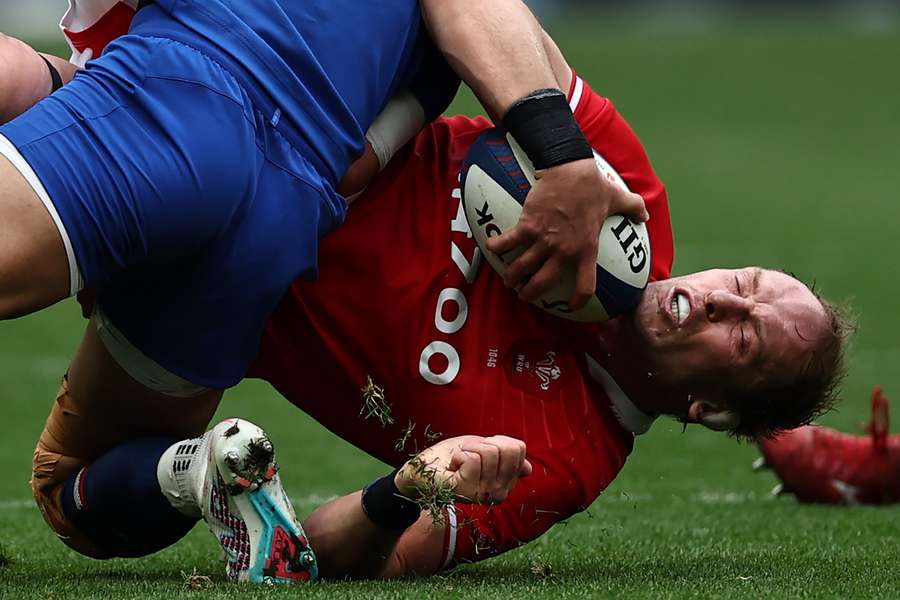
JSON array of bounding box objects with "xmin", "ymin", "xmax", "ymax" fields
[{"xmin": 461, "ymin": 129, "xmax": 651, "ymax": 321}]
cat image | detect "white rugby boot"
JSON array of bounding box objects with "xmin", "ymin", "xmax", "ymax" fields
[{"xmin": 160, "ymin": 418, "xmax": 317, "ymax": 583}]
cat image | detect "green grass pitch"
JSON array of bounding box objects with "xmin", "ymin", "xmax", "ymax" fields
[{"xmin": 1, "ymin": 19, "xmax": 899, "ymax": 599}]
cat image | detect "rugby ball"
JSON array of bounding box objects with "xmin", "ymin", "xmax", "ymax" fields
[{"xmin": 461, "ymin": 129, "xmax": 651, "ymax": 322}]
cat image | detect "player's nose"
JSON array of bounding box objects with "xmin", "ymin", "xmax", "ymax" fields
[{"xmin": 704, "ymin": 290, "xmax": 752, "ymax": 323}]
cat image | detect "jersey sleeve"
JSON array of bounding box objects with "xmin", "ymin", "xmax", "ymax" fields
[
  {"xmin": 60, "ymin": 0, "xmax": 138, "ymax": 66},
  {"xmin": 570, "ymin": 75, "xmax": 675, "ymax": 282},
  {"xmin": 440, "ymin": 445, "xmax": 611, "ymax": 568}
]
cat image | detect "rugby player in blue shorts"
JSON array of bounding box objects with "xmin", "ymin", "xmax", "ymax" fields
[
  {"xmin": 1, "ymin": 2, "xmax": 448, "ymax": 580},
  {"xmin": 0, "ymin": 0, "xmax": 648, "ymax": 347},
  {"xmin": 1, "ymin": 0, "xmax": 650, "ymax": 584},
  {"xmin": 3, "ymin": 6, "xmax": 850, "ymax": 585}
]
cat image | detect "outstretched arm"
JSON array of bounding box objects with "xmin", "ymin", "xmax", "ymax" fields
[
  {"xmin": 420, "ymin": 0, "xmax": 555, "ymax": 121},
  {"xmin": 303, "ymin": 435, "xmax": 531, "ymax": 579},
  {"xmin": 420, "ymin": 1, "xmax": 647, "ymax": 309},
  {"xmin": 0, "ymin": 34, "xmax": 75, "ymax": 123},
  {"xmin": 339, "ymin": 27, "xmax": 574, "ymax": 203}
]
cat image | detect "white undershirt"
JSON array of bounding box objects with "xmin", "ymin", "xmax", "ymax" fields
[{"xmin": 60, "ymin": 0, "xmax": 138, "ymax": 66}]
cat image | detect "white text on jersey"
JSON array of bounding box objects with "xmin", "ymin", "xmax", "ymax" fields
[{"xmin": 418, "ymin": 180, "xmax": 483, "ymax": 386}]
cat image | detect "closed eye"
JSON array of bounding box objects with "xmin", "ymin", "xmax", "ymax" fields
[{"xmin": 734, "ymin": 275, "xmax": 742, "ymax": 296}]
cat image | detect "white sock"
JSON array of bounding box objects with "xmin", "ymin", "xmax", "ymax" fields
[{"xmin": 156, "ymin": 433, "xmax": 212, "ymax": 519}]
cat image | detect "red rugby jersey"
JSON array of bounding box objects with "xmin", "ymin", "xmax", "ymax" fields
[{"xmin": 251, "ymin": 77, "xmax": 674, "ymax": 567}]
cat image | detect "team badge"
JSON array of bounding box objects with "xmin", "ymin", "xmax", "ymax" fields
[
  {"xmin": 504, "ymin": 341, "xmax": 570, "ymax": 395},
  {"xmin": 528, "ymin": 351, "xmax": 562, "ymax": 391}
]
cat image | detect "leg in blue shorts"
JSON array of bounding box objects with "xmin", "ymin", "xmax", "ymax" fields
[
  {"xmin": 0, "ymin": 0, "xmax": 433, "ymax": 388},
  {"xmin": 0, "ymin": 34, "xmax": 335, "ymax": 388}
]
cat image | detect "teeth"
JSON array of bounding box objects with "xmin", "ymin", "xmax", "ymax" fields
[
  {"xmin": 671, "ymin": 293, "xmax": 690, "ymax": 324},
  {"xmin": 676, "ymin": 294, "xmax": 690, "ymax": 324}
]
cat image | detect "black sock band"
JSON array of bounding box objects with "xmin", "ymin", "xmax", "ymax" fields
[
  {"xmin": 361, "ymin": 468, "xmax": 421, "ymax": 531},
  {"xmin": 40, "ymin": 55, "xmax": 63, "ymax": 93},
  {"xmin": 502, "ymin": 88, "xmax": 593, "ymax": 170}
]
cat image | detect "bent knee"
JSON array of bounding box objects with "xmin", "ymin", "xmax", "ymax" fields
[
  {"xmin": 32, "ymin": 438, "xmax": 111, "ymax": 559},
  {"xmin": 31, "ymin": 380, "xmax": 110, "ymax": 559}
]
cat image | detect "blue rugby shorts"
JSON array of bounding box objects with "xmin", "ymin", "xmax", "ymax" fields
[{"xmin": 0, "ymin": 34, "xmax": 343, "ymax": 389}]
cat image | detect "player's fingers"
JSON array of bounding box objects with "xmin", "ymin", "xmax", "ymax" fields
[
  {"xmin": 485, "ymin": 222, "xmax": 533, "ymax": 260},
  {"xmin": 502, "ymin": 242, "xmax": 551, "ymax": 292},
  {"xmin": 479, "ymin": 436, "xmax": 528, "ymax": 502},
  {"xmin": 442, "ymin": 435, "xmax": 490, "ymax": 473},
  {"xmin": 611, "ymin": 190, "xmax": 649, "ymax": 223},
  {"xmin": 450, "ymin": 449, "xmax": 483, "ymax": 503},
  {"xmin": 518, "ymin": 253, "xmax": 566, "ymax": 303},
  {"xmin": 461, "ymin": 442, "xmax": 500, "ymax": 501},
  {"xmin": 568, "ymin": 245, "xmax": 599, "ymax": 309},
  {"xmin": 489, "ymin": 439, "xmax": 525, "ymax": 490},
  {"xmin": 447, "ymin": 447, "xmax": 469, "ymax": 473},
  {"xmin": 483, "ymin": 435, "xmax": 525, "ymax": 450},
  {"xmin": 520, "ymin": 458, "xmax": 533, "ymax": 477}
]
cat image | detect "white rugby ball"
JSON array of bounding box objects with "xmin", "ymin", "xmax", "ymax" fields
[{"xmin": 460, "ymin": 129, "xmax": 651, "ymax": 322}]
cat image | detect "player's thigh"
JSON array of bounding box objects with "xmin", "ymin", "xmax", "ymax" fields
[
  {"xmin": 94, "ymin": 134, "xmax": 334, "ymax": 389},
  {"xmin": 0, "ymin": 151, "xmax": 70, "ymax": 318},
  {"xmin": 67, "ymin": 318, "xmax": 224, "ymax": 443},
  {"xmin": 0, "ymin": 35, "xmax": 259, "ymax": 294},
  {"xmin": 35, "ymin": 319, "xmax": 223, "ymax": 488}
]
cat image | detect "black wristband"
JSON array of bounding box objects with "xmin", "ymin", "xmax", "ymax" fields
[
  {"xmin": 40, "ymin": 55, "xmax": 63, "ymax": 93},
  {"xmin": 502, "ymin": 88, "xmax": 593, "ymax": 170},
  {"xmin": 361, "ymin": 468, "xmax": 421, "ymax": 531}
]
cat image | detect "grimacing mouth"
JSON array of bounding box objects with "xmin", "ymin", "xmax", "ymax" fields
[
  {"xmin": 666, "ymin": 287, "xmax": 691, "ymax": 327},
  {"xmin": 642, "ymin": 282, "xmax": 692, "ymax": 333}
]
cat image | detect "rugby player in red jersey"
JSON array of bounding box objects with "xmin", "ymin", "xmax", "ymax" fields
[
  {"xmin": 2, "ymin": 0, "xmax": 659, "ymax": 584},
  {"xmin": 4, "ymin": 7, "xmax": 849, "ymax": 581},
  {"xmin": 0, "ymin": 0, "xmax": 646, "ymax": 330},
  {"xmin": 21, "ymin": 26, "xmax": 851, "ymax": 583},
  {"xmin": 247, "ymin": 41, "xmax": 852, "ymax": 576}
]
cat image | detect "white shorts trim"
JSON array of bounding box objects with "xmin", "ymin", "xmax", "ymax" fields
[
  {"xmin": 94, "ymin": 306, "xmax": 209, "ymax": 398},
  {"xmin": 0, "ymin": 133, "xmax": 84, "ymax": 295}
]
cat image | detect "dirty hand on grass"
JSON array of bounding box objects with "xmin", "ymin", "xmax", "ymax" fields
[{"xmin": 396, "ymin": 435, "xmax": 532, "ymax": 504}]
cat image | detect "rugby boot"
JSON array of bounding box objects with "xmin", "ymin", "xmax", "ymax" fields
[
  {"xmin": 195, "ymin": 418, "xmax": 318, "ymax": 583},
  {"xmin": 755, "ymin": 386, "xmax": 900, "ymax": 505}
]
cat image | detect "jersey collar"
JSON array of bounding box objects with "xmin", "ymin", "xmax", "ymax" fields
[{"xmin": 585, "ymin": 355, "xmax": 656, "ymax": 435}]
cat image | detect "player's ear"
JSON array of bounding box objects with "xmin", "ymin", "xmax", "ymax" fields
[{"xmin": 687, "ymin": 397, "xmax": 741, "ymax": 432}]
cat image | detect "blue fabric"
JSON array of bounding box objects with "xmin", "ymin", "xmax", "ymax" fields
[
  {"xmin": 61, "ymin": 438, "xmax": 197, "ymax": 558},
  {"xmin": 1, "ymin": 37, "xmax": 333, "ymax": 387},
  {"xmin": 0, "ymin": 1, "xmax": 428, "ymax": 388},
  {"xmin": 133, "ymin": 1, "xmax": 425, "ymax": 185},
  {"xmin": 407, "ymin": 40, "xmax": 461, "ymax": 123}
]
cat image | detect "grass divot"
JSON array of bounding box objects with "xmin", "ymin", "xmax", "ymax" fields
[{"xmin": 360, "ymin": 376, "xmax": 394, "ymax": 427}]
